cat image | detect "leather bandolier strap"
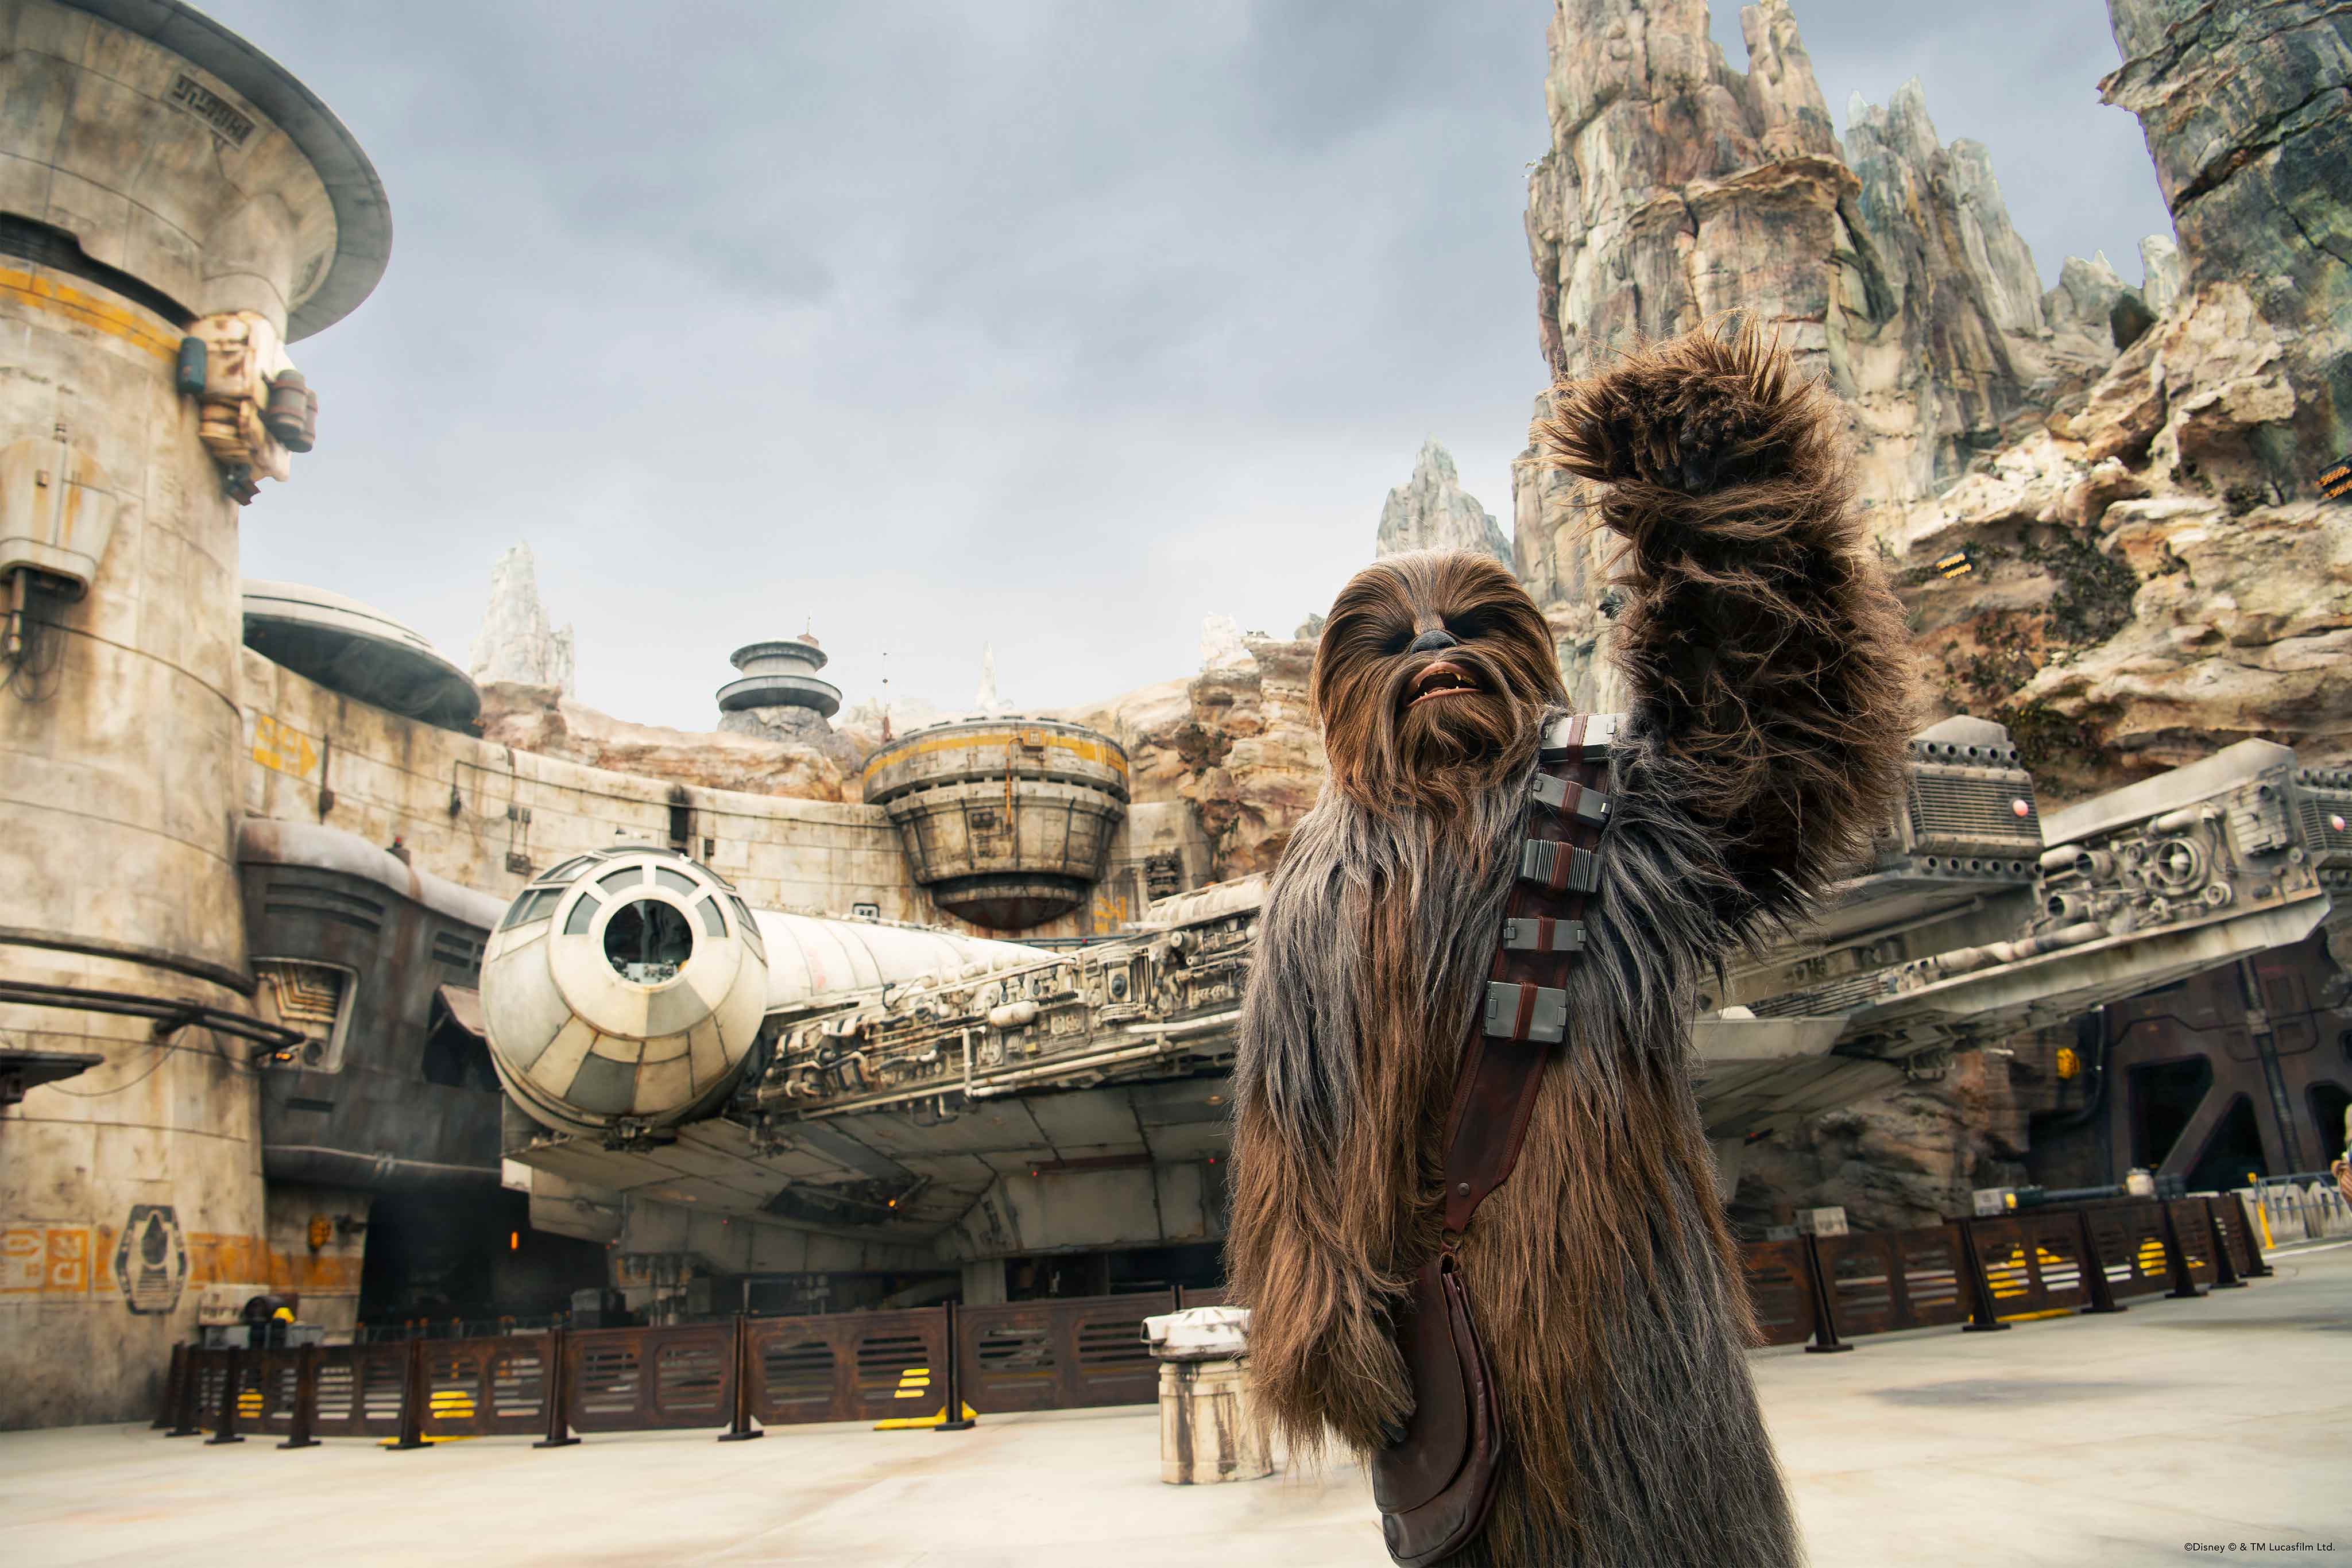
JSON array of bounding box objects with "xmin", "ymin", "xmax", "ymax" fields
[
  {"xmin": 1439, "ymin": 711, "xmax": 1615, "ymax": 1237},
  {"xmin": 1371, "ymin": 712, "xmax": 1617, "ymax": 1568}
]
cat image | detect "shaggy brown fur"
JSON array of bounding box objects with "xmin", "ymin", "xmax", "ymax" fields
[{"xmin": 1228, "ymin": 320, "xmax": 1916, "ymax": 1567}]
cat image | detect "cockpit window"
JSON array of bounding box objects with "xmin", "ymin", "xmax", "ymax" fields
[
  {"xmin": 603, "ymin": 897, "xmax": 694, "ymax": 984},
  {"xmin": 499, "ymin": 885, "xmax": 563, "ymax": 930}
]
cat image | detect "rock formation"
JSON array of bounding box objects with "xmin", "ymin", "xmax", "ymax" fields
[
  {"xmin": 1487, "ymin": 0, "xmax": 2350, "ymax": 1226},
  {"xmin": 468, "ymin": 545, "xmax": 575, "ymax": 695},
  {"xmin": 1067, "ymin": 639, "xmax": 1324, "ymax": 882},
  {"xmin": 1726, "ymin": 1047, "xmax": 2034, "ymax": 1233},
  {"xmin": 477, "ymin": 682, "xmax": 851, "ymax": 801},
  {"xmin": 1512, "ymin": 0, "xmax": 2346, "ymax": 791},
  {"xmin": 1198, "ymin": 613, "xmax": 1256, "ymax": 674},
  {"xmin": 1374, "ymin": 439, "xmax": 1512, "ymax": 564},
  {"xmin": 1514, "ymin": 0, "xmax": 2094, "ymax": 708},
  {"xmin": 1888, "ymin": 0, "xmax": 2351, "ymax": 792},
  {"xmin": 2100, "ymin": 0, "xmax": 2350, "ymax": 479},
  {"xmin": 973, "ymin": 645, "xmax": 1012, "ymax": 716},
  {"xmin": 715, "ymin": 700, "xmax": 861, "ymax": 774},
  {"xmin": 2137, "ymin": 234, "xmax": 2181, "ymax": 318}
]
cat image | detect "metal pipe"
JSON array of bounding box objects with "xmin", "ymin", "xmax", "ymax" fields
[{"xmin": 0, "ymin": 978, "xmax": 303, "ymax": 1054}]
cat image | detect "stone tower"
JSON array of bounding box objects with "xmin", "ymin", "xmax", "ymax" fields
[{"xmin": 0, "ymin": 0, "xmax": 389, "ymax": 1425}]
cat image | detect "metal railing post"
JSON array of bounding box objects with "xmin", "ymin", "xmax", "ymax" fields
[
  {"xmin": 534, "ymin": 1327, "xmax": 578, "ymax": 1448},
  {"xmin": 935, "ymin": 1300, "xmax": 974, "ymax": 1430},
  {"xmin": 1800, "ymin": 1234, "xmax": 1852, "ymax": 1354},
  {"xmin": 154, "ymin": 1343, "xmax": 184, "ymax": 1430},
  {"xmin": 1957, "ymin": 1219, "xmax": 2011, "ymax": 1333},
  {"xmin": 205, "ymin": 1345, "xmax": 246, "ymax": 1444},
  {"xmin": 166, "ymin": 1347, "xmax": 205, "ymax": 1437},
  {"xmin": 2157, "ymin": 1201, "xmax": 2205, "ymax": 1300},
  {"xmin": 2198, "ymin": 1198, "xmax": 2247, "ymax": 1289},
  {"xmin": 388, "ymin": 1337, "xmax": 428, "ymax": 1450},
  {"xmin": 717, "ymin": 1314, "xmax": 763, "ymax": 1442},
  {"xmin": 2071, "ymin": 1206, "xmax": 2127, "ymax": 1314},
  {"xmin": 2226, "ymin": 1191, "xmax": 2274, "ymax": 1277},
  {"xmin": 280, "ymin": 1345, "xmax": 320, "ymax": 1449}
]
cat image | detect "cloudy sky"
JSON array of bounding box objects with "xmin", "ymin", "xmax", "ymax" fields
[{"xmin": 207, "ymin": 0, "xmax": 2169, "ymax": 731}]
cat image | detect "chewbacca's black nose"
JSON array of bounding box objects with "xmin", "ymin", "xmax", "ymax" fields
[{"xmin": 1406, "ymin": 628, "xmax": 1457, "ymax": 653}]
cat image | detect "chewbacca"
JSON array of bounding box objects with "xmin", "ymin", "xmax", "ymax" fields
[{"xmin": 1227, "ymin": 321, "xmax": 1916, "ymax": 1567}]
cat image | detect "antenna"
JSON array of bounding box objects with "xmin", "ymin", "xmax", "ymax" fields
[{"xmin": 879, "ymin": 645, "xmax": 892, "ymax": 743}]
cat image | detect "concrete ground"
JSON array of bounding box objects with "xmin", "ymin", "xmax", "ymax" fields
[{"xmin": 3, "ymin": 1244, "xmax": 2347, "ymax": 1568}]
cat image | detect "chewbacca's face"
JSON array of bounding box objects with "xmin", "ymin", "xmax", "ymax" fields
[{"xmin": 1311, "ymin": 550, "xmax": 1564, "ymax": 816}]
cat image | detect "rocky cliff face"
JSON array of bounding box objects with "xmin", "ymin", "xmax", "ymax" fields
[
  {"xmin": 1727, "ymin": 1047, "xmax": 2035, "ymax": 1233},
  {"xmin": 1515, "ymin": 0, "xmax": 2346, "ymax": 789},
  {"xmin": 1061, "ymin": 640, "xmax": 1325, "ymax": 883},
  {"xmin": 2100, "ymin": 0, "xmax": 2350, "ymax": 479},
  {"xmin": 715, "ymin": 700, "xmax": 862, "ymax": 775},
  {"xmin": 1492, "ymin": 0, "xmax": 2350, "ymax": 1226},
  {"xmin": 468, "ymin": 545, "xmax": 575, "ymax": 695},
  {"xmin": 1376, "ymin": 440, "xmax": 1512, "ymax": 564},
  {"xmin": 1515, "ymin": 0, "xmax": 2106, "ymax": 710},
  {"xmin": 478, "ymin": 683, "xmax": 852, "ymax": 802},
  {"xmin": 1889, "ymin": 0, "xmax": 2352, "ymax": 791}
]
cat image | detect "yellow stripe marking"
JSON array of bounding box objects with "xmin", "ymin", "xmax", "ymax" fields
[
  {"xmin": 862, "ymin": 729, "xmax": 1130, "ymax": 783},
  {"xmin": 0, "ymin": 266, "xmax": 179, "ymax": 360}
]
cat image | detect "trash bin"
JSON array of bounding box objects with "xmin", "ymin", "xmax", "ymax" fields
[{"xmin": 1142, "ymin": 1306, "xmax": 1271, "ymax": 1485}]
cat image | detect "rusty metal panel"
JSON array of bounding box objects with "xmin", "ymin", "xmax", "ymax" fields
[
  {"xmin": 566, "ymin": 1325, "xmax": 734, "ymax": 1432},
  {"xmin": 1062, "ymin": 1294, "xmax": 1167, "ymax": 1408},
  {"xmin": 1969, "ymin": 1214, "xmax": 2095, "ymax": 1317},
  {"xmin": 1738, "ymin": 1241, "xmax": 1815, "ymax": 1346},
  {"xmin": 744, "ymin": 1307, "xmax": 948, "ymax": 1426},
  {"xmin": 2206, "ymin": 1194, "xmax": 2259, "ymax": 1276},
  {"xmin": 2082, "ymin": 1201, "xmax": 2173, "ymax": 1298},
  {"xmin": 1890, "ymin": 1226, "xmax": 1968, "ymax": 1329},
  {"xmin": 300, "ymin": 1344, "xmax": 409, "ymax": 1438},
  {"xmin": 960, "ymin": 1301, "xmax": 1067, "ymax": 1414},
  {"xmin": 960, "ymin": 1292, "xmax": 1174, "ymax": 1413},
  {"xmin": 2164, "ymin": 1199, "xmax": 2219, "ymax": 1285},
  {"xmin": 417, "ymin": 1336, "xmax": 548, "ymax": 1439},
  {"xmin": 1812, "ymin": 1233, "xmax": 1898, "ymax": 1337},
  {"xmin": 242, "ymin": 1348, "xmax": 301, "ymax": 1435}
]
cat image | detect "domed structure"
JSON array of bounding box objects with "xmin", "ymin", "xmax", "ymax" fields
[
  {"xmin": 717, "ymin": 634, "xmax": 840, "ymax": 721},
  {"xmin": 242, "ymin": 580, "xmax": 480, "ymax": 730},
  {"xmin": 861, "ymin": 717, "xmax": 1130, "ymax": 929},
  {"xmin": 479, "ymin": 847, "xmax": 770, "ymax": 1136}
]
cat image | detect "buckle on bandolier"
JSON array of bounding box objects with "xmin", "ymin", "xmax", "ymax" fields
[
  {"xmin": 1537, "ymin": 713, "xmax": 1617, "ymax": 764},
  {"xmin": 1530, "ymin": 773, "xmax": 1611, "ymax": 826},
  {"xmin": 1483, "ymin": 979, "xmax": 1568, "ymax": 1043},
  {"xmin": 1518, "ymin": 838, "xmax": 1601, "ymax": 894},
  {"xmin": 1499, "ymin": 916, "xmax": 1586, "ymax": 953}
]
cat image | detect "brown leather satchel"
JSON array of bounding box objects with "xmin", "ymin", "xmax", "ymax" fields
[{"xmin": 1371, "ymin": 713, "xmax": 1615, "ymax": 1566}]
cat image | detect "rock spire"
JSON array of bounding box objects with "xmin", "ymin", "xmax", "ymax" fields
[
  {"xmin": 1375, "ymin": 440, "xmax": 1512, "ymax": 564},
  {"xmin": 469, "ymin": 544, "xmax": 575, "ymax": 696}
]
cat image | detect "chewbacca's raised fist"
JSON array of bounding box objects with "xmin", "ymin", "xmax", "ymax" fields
[{"xmin": 1542, "ymin": 319, "xmax": 1809, "ymax": 501}]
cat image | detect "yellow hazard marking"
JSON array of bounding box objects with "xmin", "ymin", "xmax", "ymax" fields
[
  {"xmin": 250, "ymin": 714, "xmax": 321, "ymax": 780},
  {"xmin": 861, "ymin": 728, "xmax": 1129, "ymax": 782},
  {"xmin": 0, "ymin": 265, "xmax": 180, "ymax": 360},
  {"xmin": 892, "ymin": 1366, "xmax": 933, "ymax": 1399},
  {"xmin": 875, "ymin": 1400, "xmax": 977, "ymax": 1431}
]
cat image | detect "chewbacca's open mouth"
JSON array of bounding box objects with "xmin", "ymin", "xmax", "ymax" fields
[{"xmin": 1408, "ymin": 661, "xmax": 1482, "ymax": 706}]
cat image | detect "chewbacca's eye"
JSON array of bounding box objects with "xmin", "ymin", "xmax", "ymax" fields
[
  {"xmin": 1444, "ymin": 610, "xmax": 1497, "ymax": 641},
  {"xmin": 1379, "ymin": 627, "xmax": 1413, "ymax": 657}
]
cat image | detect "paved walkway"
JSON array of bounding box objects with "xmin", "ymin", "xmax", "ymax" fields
[{"xmin": 4, "ymin": 1244, "xmax": 2347, "ymax": 1567}]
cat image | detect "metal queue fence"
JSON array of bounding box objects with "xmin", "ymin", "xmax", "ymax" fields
[{"xmin": 154, "ymin": 1195, "xmax": 2269, "ymax": 1447}]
